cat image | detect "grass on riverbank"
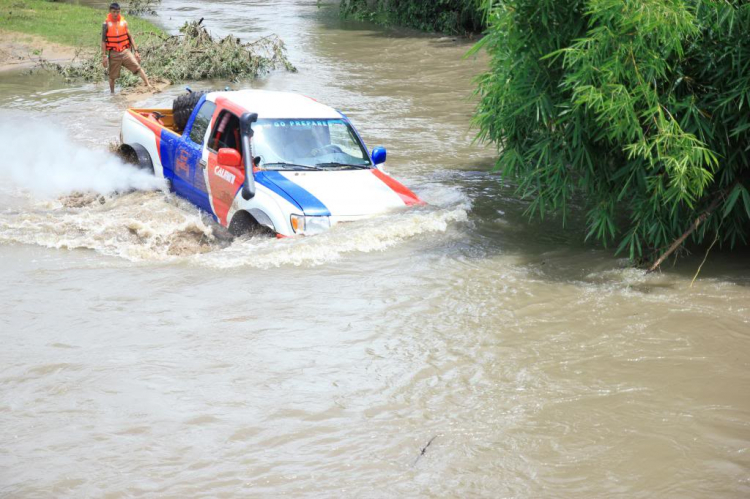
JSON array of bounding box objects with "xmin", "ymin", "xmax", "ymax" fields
[{"xmin": 0, "ymin": 0, "xmax": 164, "ymax": 48}]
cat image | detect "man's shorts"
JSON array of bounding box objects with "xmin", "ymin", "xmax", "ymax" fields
[{"xmin": 108, "ymin": 49, "xmax": 140, "ymax": 79}]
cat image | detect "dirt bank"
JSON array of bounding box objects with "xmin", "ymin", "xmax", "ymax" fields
[{"xmin": 0, "ymin": 30, "xmax": 81, "ymax": 72}]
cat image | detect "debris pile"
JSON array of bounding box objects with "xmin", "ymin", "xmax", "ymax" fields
[{"xmin": 42, "ymin": 19, "xmax": 296, "ymax": 87}]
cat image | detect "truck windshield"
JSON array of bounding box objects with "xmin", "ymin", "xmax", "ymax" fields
[{"xmin": 252, "ymin": 119, "xmax": 372, "ymax": 170}]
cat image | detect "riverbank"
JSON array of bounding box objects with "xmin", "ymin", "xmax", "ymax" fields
[{"xmin": 0, "ymin": 0, "xmax": 163, "ymax": 71}]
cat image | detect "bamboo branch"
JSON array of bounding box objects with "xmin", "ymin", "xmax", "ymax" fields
[
  {"xmin": 646, "ymin": 180, "xmax": 737, "ymax": 274},
  {"xmin": 689, "ymin": 232, "xmax": 718, "ymax": 287}
]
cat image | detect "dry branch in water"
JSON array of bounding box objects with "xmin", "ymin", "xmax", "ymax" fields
[
  {"xmin": 413, "ymin": 435, "xmax": 437, "ymax": 466},
  {"xmin": 39, "ymin": 19, "xmax": 296, "ymax": 87}
]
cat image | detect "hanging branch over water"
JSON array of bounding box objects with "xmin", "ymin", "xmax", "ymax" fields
[
  {"xmin": 646, "ymin": 180, "xmax": 738, "ymax": 274},
  {"xmin": 39, "ymin": 19, "xmax": 296, "ymax": 87}
]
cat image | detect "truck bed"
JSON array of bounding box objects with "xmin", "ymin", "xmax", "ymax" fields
[{"xmin": 127, "ymin": 108, "xmax": 180, "ymax": 134}]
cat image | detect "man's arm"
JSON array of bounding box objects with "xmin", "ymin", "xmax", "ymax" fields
[
  {"xmin": 127, "ymin": 32, "xmax": 137, "ymax": 52},
  {"xmin": 127, "ymin": 32, "xmax": 141, "ymax": 62}
]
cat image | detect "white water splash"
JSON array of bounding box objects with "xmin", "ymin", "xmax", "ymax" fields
[
  {"xmin": 195, "ymin": 206, "xmax": 469, "ymax": 269},
  {"xmin": 0, "ymin": 119, "xmax": 165, "ymax": 197},
  {"xmin": 0, "ymin": 191, "xmax": 219, "ymax": 261}
]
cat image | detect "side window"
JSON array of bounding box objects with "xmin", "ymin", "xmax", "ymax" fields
[
  {"xmin": 188, "ymin": 101, "xmax": 217, "ymax": 145},
  {"xmin": 208, "ymin": 111, "xmax": 242, "ymax": 153}
]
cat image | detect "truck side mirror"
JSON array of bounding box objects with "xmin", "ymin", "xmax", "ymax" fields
[
  {"xmin": 218, "ymin": 148, "xmax": 242, "ymax": 168},
  {"xmin": 372, "ymin": 147, "xmax": 387, "ymax": 165}
]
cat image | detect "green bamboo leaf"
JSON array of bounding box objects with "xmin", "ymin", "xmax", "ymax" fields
[
  {"xmin": 464, "ymin": 35, "xmax": 489, "ymax": 58},
  {"xmin": 741, "ymin": 185, "xmax": 750, "ymax": 221},
  {"xmin": 723, "ymin": 184, "xmax": 742, "ymax": 219}
]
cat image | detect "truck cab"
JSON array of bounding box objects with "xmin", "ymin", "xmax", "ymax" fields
[{"xmin": 120, "ymin": 90, "xmax": 422, "ymax": 237}]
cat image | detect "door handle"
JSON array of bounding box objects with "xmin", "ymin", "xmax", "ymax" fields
[{"xmin": 199, "ymin": 160, "xmax": 207, "ymax": 169}]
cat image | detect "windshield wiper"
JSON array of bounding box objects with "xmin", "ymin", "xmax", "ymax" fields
[
  {"xmin": 264, "ymin": 162, "xmax": 323, "ymax": 171},
  {"xmin": 315, "ymin": 162, "xmax": 371, "ymax": 169}
]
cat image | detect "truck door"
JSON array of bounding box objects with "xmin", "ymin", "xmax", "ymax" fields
[
  {"xmin": 173, "ymin": 100, "xmax": 216, "ymax": 213},
  {"xmin": 204, "ymin": 110, "xmax": 246, "ymax": 226}
]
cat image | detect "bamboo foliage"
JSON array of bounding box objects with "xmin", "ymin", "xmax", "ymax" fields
[{"xmin": 473, "ymin": 0, "xmax": 750, "ymax": 261}]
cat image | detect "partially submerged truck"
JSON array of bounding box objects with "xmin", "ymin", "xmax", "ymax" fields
[{"xmin": 119, "ymin": 89, "xmax": 423, "ymax": 237}]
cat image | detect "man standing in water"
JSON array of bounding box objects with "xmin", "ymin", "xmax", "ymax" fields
[{"xmin": 101, "ymin": 3, "xmax": 153, "ymax": 94}]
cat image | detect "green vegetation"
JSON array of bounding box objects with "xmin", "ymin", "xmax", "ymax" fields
[
  {"xmin": 0, "ymin": 0, "xmax": 163, "ymax": 47},
  {"xmin": 48, "ymin": 19, "xmax": 296, "ymax": 87},
  {"xmin": 473, "ymin": 0, "xmax": 750, "ymax": 266},
  {"xmin": 340, "ymin": 0, "xmax": 485, "ymax": 35}
]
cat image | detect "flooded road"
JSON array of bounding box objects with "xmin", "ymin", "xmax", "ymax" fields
[{"xmin": 1, "ymin": 1, "xmax": 749, "ymax": 497}]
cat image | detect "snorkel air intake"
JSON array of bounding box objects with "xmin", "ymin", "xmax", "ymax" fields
[{"xmin": 239, "ymin": 112, "xmax": 258, "ymax": 200}]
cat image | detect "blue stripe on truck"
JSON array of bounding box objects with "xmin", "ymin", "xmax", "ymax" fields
[{"xmin": 257, "ymin": 171, "xmax": 331, "ymax": 217}]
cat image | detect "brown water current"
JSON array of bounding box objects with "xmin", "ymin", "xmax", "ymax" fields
[{"xmin": 1, "ymin": 1, "xmax": 749, "ymax": 497}]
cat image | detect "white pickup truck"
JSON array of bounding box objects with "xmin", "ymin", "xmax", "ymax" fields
[{"xmin": 119, "ymin": 89, "xmax": 423, "ymax": 237}]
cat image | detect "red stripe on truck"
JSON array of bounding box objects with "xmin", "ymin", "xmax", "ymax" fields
[{"xmin": 371, "ymin": 169, "xmax": 424, "ymax": 206}]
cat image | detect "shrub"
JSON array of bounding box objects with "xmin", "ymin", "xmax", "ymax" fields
[
  {"xmin": 473, "ymin": 0, "xmax": 750, "ymax": 266},
  {"xmin": 340, "ymin": 0, "xmax": 486, "ymax": 35}
]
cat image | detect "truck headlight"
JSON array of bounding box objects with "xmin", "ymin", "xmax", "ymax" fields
[{"xmin": 290, "ymin": 214, "xmax": 331, "ymax": 235}]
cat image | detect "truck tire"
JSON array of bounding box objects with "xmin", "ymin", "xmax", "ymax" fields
[
  {"xmin": 228, "ymin": 211, "xmax": 275, "ymax": 237},
  {"xmin": 118, "ymin": 143, "xmax": 154, "ymax": 173},
  {"xmin": 173, "ymin": 90, "xmax": 209, "ymax": 132}
]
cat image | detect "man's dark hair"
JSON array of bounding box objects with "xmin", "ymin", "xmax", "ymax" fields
[{"xmin": 109, "ymin": 2, "xmax": 120, "ymax": 10}]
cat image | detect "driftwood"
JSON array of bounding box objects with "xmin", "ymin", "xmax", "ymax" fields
[{"xmin": 412, "ymin": 436, "xmax": 437, "ymax": 466}]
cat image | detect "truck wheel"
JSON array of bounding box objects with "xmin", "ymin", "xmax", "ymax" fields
[
  {"xmin": 173, "ymin": 90, "xmax": 209, "ymax": 132},
  {"xmin": 117, "ymin": 143, "xmax": 154, "ymax": 173},
  {"xmin": 228, "ymin": 211, "xmax": 275, "ymax": 237}
]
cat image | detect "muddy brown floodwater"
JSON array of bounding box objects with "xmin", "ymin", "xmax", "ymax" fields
[{"xmin": 1, "ymin": 1, "xmax": 749, "ymax": 497}]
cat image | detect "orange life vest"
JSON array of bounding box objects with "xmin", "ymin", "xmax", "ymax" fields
[{"xmin": 105, "ymin": 14, "xmax": 130, "ymax": 52}]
